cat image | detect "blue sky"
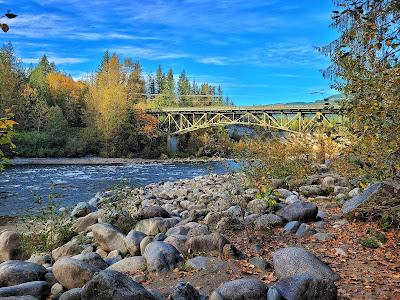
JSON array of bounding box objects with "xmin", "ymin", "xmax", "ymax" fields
[{"xmin": 1, "ymin": 0, "xmax": 339, "ymax": 105}]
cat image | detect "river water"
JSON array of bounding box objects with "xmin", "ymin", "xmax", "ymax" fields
[{"xmin": 0, "ymin": 161, "xmax": 236, "ymax": 217}]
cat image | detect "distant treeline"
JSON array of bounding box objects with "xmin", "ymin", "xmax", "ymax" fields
[{"xmin": 0, "ymin": 43, "xmax": 232, "ymax": 158}]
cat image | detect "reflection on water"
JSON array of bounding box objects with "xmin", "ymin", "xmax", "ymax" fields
[{"xmin": 0, "ymin": 161, "xmax": 237, "ymax": 216}]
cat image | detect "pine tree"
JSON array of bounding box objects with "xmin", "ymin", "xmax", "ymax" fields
[
  {"xmin": 156, "ymin": 65, "xmax": 163, "ymax": 94},
  {"xmin": 147, "ymin": 73, "xmax": 156, "ymax": 98},
  {"xmin": 98, "ymin": 51, "xmax": 110, "ymax": 74},
  {"xmin": 177, "ymin": 70, "xmax": 191, "ymax": 106}
]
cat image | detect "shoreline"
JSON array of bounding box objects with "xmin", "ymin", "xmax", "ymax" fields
[{"xmin": 10, "ymin": 157, "xmax": 232, "ymax": 166}]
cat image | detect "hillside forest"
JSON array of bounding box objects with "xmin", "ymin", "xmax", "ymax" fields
[{"xmin": 0, "ymin": 44, "xmax": 234, "ymax": 158}]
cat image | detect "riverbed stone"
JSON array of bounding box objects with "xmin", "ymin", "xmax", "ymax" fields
[
  {"xmin": 275, "ymin": 189, "xmax": 293, "ymax": 199},
  {"xmin": 53, "ymin": 258, "xmax": 100, "ymax": 290},
  {"xmin": 273, "ymin": 274, "xmax": 337, "ymax": 300},
  {"xmin": 90, "ymin": 223, "xmax": 128, "ymax": 255},
  {"xmin": 71, "ymin": 252, "xmax": 108, "ymax": 270},
  {"xmin": 143, "ymin": 241, "xmax": 183, "ymax": 274},
  {"xmin": 52, "ymin": 241, "xmax": 82, "ymax": 261},
  {"xmin": 295, "ymin": 223, "xmax": 316, "ymax": 238},
  {"xmin": 254, "ymin": 214, "xmax": 283, "ymax": 231},
  {"xmin": 0, "ymin": 231, "xmax": 22, "ymax": 262},
  {"xmin": 124, "ymin": 230, "xmax": 147, "ymax": 256},
  {"xmin": 0, "ymin": 281, "xmax": 50, "ymax": 299},
  {"xmin": 348, "ymin": 187, "xmax": 362, "ymax": 198},
  {"xmin": 186, "ymin": 233, "xmax": 229, "ymax": 255},
  {"xmin": 277, "ymin": 201, "xmax": 318, "ymax": 222},
  {"xmin": 246, "ymin": 199, "xmax": 269, "ymax": 214},
  {"xmin": 106, "ymin": 256, "xmax": 146, "ymax": 274},
  {"xmin": 283, "ymin": 221, "xmax": 300, "ymax": 234},
  {"xmin": 210, "ymin": 278, "xmax": 268, "ymax": 300},
  {"xmin": 81, "ymin": 270, "xmax": 155, "ymax": 300},
  {"xmin": 72, "ymin": 210, "xmax": 103, "ymax": 233},
  {"xmin": 139, "ymin": 206, "xmax": 170, "ymax": 219},
  {"xmin": 170, "ymin": 282, "xmax": 202, "ymax": 300},
  {"xmin": 321, "ymin": 176, "xmax": 335, "ymax": 191},
  {"xmin": 140, "ymin": 236, "xmax": 153, "ymax": 254},
  {"xmin": 272, "ymin": 247, "xmax": 339, "ymax": 281},
  {"xmin": 342, "ymin": 182, "xmax": 392, "ymax": 215},
  {"xmin": 134, "ymin": 217, "xmax": 179, "ymax": 236},
  {"xmin": 59, "ymin": 288, "xmax": 82, "ymax": 300},
  {"xmin": 71, "ymin": 202, "xmax": 97, "ymax": 218},
  {"xmin": 164, "ymin": 235, "xmax": 187, "ymax": 253},
  {"xmin": 299, "ymin": 185, "xmax": 324, "ymax": 197},
  {"xmin": 0, "ymin": 261, "xmax": 46, "ymax": 287},
  {"xmin": 50, "ymin": 283, "xmax": 64, "ymax": 299}
]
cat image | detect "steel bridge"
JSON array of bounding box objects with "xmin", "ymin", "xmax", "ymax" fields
[{"xmin": 146, "ymin": 104, "xmax": 343, "ymax": 135}]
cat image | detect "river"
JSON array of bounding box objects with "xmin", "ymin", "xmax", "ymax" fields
[{"xmin": 0, "ymin": 161, "xmax": 237, "ymax": 217}]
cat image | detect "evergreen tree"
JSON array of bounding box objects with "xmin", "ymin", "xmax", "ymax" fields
[
  {"xmin": 98, "ymin": 51, "xmax": 110, "ymax": 74},
  {"xmin": 28, "ymin": 55, "xmax": 55, "ymax": 105},
  {"xmin": 156, "ymin": 65, "xmax": 163, "ymax": 94},
  {"xmin": 147, "ymin": 73, "xmax": 156, "ymax": 97},
  {"xmin": 217, "ymin": 85, "xmax": 223, "ymax": 105},
  {"xmin": 177, "ymin": 70, "xmax": 191, "ymax": 106},
  {"xmin": 125, "ymin": 59, "xmax": 146, "ymax": 103}
]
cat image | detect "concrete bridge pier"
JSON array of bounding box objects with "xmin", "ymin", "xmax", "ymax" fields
[{"xmin": 167, "ymin": 135, "xmax": 180, "ymax": 154}]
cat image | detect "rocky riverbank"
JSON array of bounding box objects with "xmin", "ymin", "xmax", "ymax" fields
[
  {"xmin": 0, "ymin": 171, "xmax": 398, "ymax": 299},
  {"xmin": 11, "ymin": 157, "xmax": 229, "ymax": 166}
]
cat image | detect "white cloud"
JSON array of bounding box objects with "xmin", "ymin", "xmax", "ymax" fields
[{"xmin": 22, "ymin": 57, "xmax": 88, "ymax": 65}]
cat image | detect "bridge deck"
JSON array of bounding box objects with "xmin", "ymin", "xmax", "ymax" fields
[{"xmin": 146, "ymin": 104, "xmax": 341, "ymax": 114}]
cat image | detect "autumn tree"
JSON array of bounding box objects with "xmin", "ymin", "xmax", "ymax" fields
[
  {"xmin": 321, "ymin": 0, "xmax": 400, "ymax": 180},
  {"xmin": 86, "ymin": 54, "xmax": 130, "ymax": 155},
  {"xmin": 48, "ymin": 72, "xmax": 87, "ymax": 127},
  {"xmin": 0, "ymin": 43, "xmax": 25, "ymax": 113}
]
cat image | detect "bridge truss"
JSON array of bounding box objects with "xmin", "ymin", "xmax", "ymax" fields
[{"xmin": 146, "ymin": 105, "xmax": 343, "ymax": 135}]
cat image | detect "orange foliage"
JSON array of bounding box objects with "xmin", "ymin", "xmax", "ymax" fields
[{"xmin": 48, "ymin": 72, "xmax": 87, "ymax": 102}]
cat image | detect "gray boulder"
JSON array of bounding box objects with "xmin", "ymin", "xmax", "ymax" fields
[
  {"xmin": 106, "ymin": 257, "xmax": 146, "ymax": 274},
  {"xmin": 254, "ymin": 214, "xmax": 283, "ymax": 231},
  {"xmin": 0, "ymin": 296, "xmax": 39, "ymax": 300},
  {"xmin": 72, "ymin": 252, "xmax": 108, "ymax": 270},
  {"xmin": 186, "ymin": 233, "xmax": 229, "ymax": 255},
  {"xmin": 134, "ymin": 218, "xmax": 179, "ymax": 236},
  {"xmin": 283, "ymin": 221, "xmax": 300, "ymax": 234},
  {"xmin": 125, "ymin": 231, "xmax": 147, "ymax": 256},
  {"xmin": 299, "ymin": 185, "xmax": 324, "ymax": 197},
  {"xmin": 277, "ymin": 201, "xmax": 318, "ymax": 222},
  {"xmin": 143, "ymin": 241, "xmax": 182, "ymax": 274},
  {"xmin": 0, "ymin": 231, "xmax": 22, "ymax": 262},
  {"xmin": 247, "ymin": 199, "xmax": 268, "ymax": 214},
  {"xmin": 170, "ymin": 282, "xmax": 202, "ymax": 300},
  {"xmin": 342, "ymin": 182, "xmax": 394, "ymax": 215},
  {"xmin": 348, "ymin": 187, "xmax": 362, "ymax": 198},
  {"xmin": 210, "ymin": 278, "xmax": 268, "ymax": 300},
  {"xmin": 53, "ymin": 258, "xmax": 100, "ymax": 290},
  {"xmin": 274, "ymin": 274, "xmax": 337, "ymax": 300},
  {"xmin": 71, "ymin": 202, "xmax": 97, "ymax": 218},
  {"xmin": 164, "ymin": 235, "xmax": 187, "ymax": 254},
  {"xmin": 272, "ymin": 247, "xmax": 339, "ymax": 281},
  {"xmin": 295, "ymin": 223, "xmax": 316, "ymax": 238},
  {"xmin": 90, "ymin": 223, "xmax": 128, "ymax": 255},
  {"xmin": 275, "ymin": 189, "xmax": 293, "ymax": 198},
  {"xmin": 0, "ymin": 261, "xmax": 46, "ymax": 287},
  {"xmin": 59, "ymin": 288, "xmax": 82, "ymax": 300},
  {"xmin": 139, "ymin": 206, "xmax": 170, "ymax": 219},
  {"xmin": 81, "ymin": 270, "xmax": 155, "ymax": 300},
  {"xmin": 321, "ymin": 176, "xmax": 335, "ymax": 191},
  {"xmin": 52, "ymin": 241, "xmax": 82, "ymax": 261},
  {"xmin": 72, "ymin": 210, "xmax": 103, "ymax": 233},
  {"xmin": 0, "ymin": 281, "xmax": 50, "ymax": 300}
]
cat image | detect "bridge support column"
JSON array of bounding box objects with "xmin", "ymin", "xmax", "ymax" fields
[{"xmin": 167, "ymin": 135, "xmax": 179, "ymax": 154}]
